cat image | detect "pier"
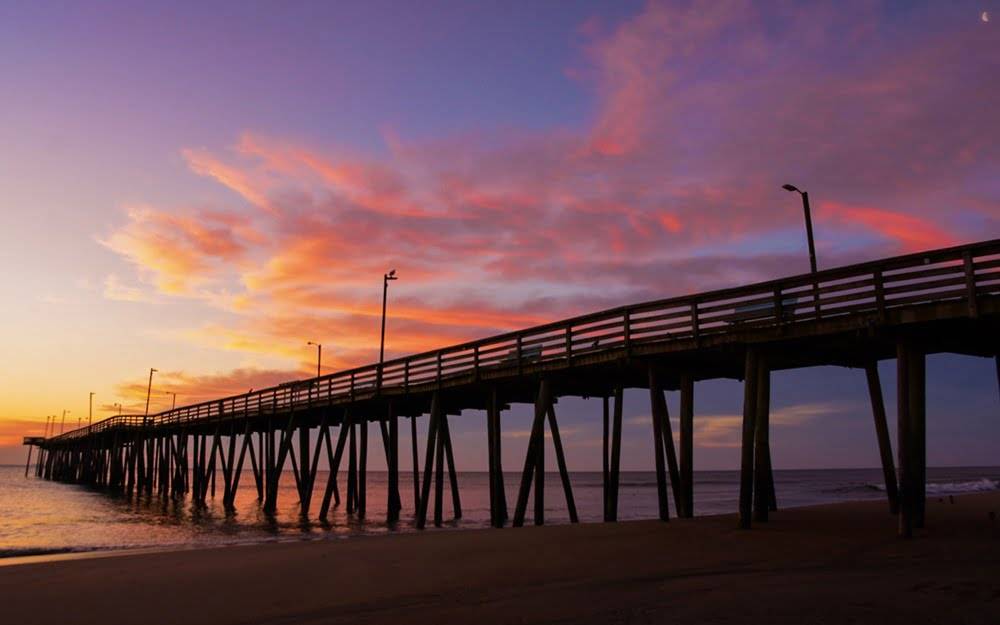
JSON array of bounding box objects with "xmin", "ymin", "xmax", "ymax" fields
[{"xmin": 24, "ymin": 239, "xmax": 1000, "ymax": 537}]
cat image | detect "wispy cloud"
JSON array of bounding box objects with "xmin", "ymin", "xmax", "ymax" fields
[
  {"xmin": 694, "ymin": 402, "xmax": 850, "ymax": 448},
  {"xmin": 98, "ymin": 0, "xmax": 999, "ymax": 392}
]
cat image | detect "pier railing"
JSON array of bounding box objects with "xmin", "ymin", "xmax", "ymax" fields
[{"xmin": 47, "ymin": 238, "xmax": 1000, "ymax": 442}]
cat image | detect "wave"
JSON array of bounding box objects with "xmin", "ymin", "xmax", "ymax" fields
[
  {"xmin": 863, "ymin": 478, "xmax": 999, "ymax": 494},
  {"xmin": 925, "ymin": 478, "xmax": 999, "ymax": 494}
]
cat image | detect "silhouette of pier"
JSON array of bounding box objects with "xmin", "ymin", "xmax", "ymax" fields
[{"xmin": 25, "ymin": 239, "xmax": 1000, "ymax": 536}]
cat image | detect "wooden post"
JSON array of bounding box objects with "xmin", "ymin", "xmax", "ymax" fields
[
  {"xmin": 263, "ymin": 415, "xmax": 297, "ymax": 514},
  {"xmin": 410, "ymin": 416, "xmax": 420, "ymax": 512},
  {"xmin": 752, "ymin": 356, "xmax": 771, "ymax": 522},
  {"xmin": 648, "ymin": 368, "xmax": 670, "ymax": 521},
  {"xmin": 607, "ymin": 385, "xmax": 624, "ymax": 522},
  {"xmin": 359, "ymin": 417, "xmax": 368, "ymax": 519},
  {"xmin": 602, "ymin": 395, "xmax": 609, "ymax": 520},
  {"xmin": 994, "ymin": 355, "xmax": 999, "ymax": 405},
  {"xmin": 223, "ymin": 424, "xmax": 237, "ymax": 509},
  {"xmin": 865, "ymin": 362, "xmax": 899, "ymax": 514},
  {"xmin": 679, "ymin": 373, "xmax": 694, "ymax": 518},
  {"xmin": 486, "ymin": 395, "xmax": 498, "ymax": 527},
  {"xmin": 347, "ymin": 417, "xmax": 357, "ymax": 514},
  {"xmin": 198, "ymin": 433, "xmax": 208, "ymax": 503},
  {"xmin": 494, "ymin": 391, "xmax": 507, "ymax": 524},
  {"xmin": 229, "ymin": 423, "xmax": 253, "ymax": 509},
  {"xmin": 208, "ymin": 427, "xmax": 219, "ymax": 500},
  {"xmin": 298, "ymin": 421, "xmax": 311, "ymax": 514},
  {"xmin": 305, "ymin": 416, "xmax": 329, "ymax": 518},
  {"xmin": 434, "ymin": 416, "xmax": 445, "ymax": 527},
  {"xmin": 659, "ymin": 389, "xmax": 683, "ymax": 516},
  {"xmin": 319, "ymin": 416, "xmax": 350, "ymax": 521},
  {"xmin": 24, "ymin": 445, "xmax": 33, "ymax": 478},
  {"xmin": 897, "ymin": 340, "xmax": 913, "ymax": 538},
  {"xmin": 546, "ymin": 404, "xmax": 578, "ymax": 523},
  {"xmin": 439, "ymin": 413, "xmax": 462, "ymax": 519},
  {"xmin": 909, "ymin": 344, "xmax": 926, "ymax": 529},
  {"xmin": 248, "ymin": 432, "xmax": 263, "ymax": 501},
  {"xmin": 387, "ymin": 403, "xmax": 401, "ymax": 522},
  {"xmin": 533, "ymin": 399, "xmax": 545, "ymax": 526},
  {"xmin": 738, "ymin": 348, "xmax": 759, "ymax": 529},
  {"xmin": 512, "ymin": 380, "xmax": 550, "ymax": 527},
  {"xmin": 416, "ymin": 394, "xmax": 442, "ymax": 529}
]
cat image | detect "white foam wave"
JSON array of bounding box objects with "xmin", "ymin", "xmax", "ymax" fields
[
  {"xmin": 865, "ymin": 478, "xmax": 999, "ymax": 494},
  {"xmin": 925, "ymin": 478, "xmax": 998, "ymax": 494}
]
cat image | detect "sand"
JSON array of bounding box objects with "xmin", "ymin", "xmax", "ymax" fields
[{"xmin": 2, "ymin": 494, "xmax": 999, "ymax": 624}]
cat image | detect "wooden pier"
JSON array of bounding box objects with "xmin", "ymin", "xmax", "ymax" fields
[{"xmin": 24, "ymin": 239, "xmax": 1000, "ymax": 536}]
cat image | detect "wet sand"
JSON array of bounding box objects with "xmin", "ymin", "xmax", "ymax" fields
[{"xmin": 2, "ymin": 493, "xmax": 999, "ymax": 624}]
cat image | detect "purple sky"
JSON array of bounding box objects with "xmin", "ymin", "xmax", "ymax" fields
[{"xmin": 0, "ymin": 1, "xmax": 997, "ymax": 468}]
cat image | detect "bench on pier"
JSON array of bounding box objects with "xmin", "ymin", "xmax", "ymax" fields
[
  {"xmin": 729, "ymin": 296, "xmax": 801, "ymax": 324},
  {"xmin": 500, "ymin": 344, "xmax": 544, "ymax": 364}
]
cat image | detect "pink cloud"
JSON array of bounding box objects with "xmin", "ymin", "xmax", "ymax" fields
[
  {"xmin": 820, "ymin": 202, "xmax": 956, "ymax": 253},
  {"xmin": 100, "ymin": 0, "xmax": 999, "ymax": 384}
]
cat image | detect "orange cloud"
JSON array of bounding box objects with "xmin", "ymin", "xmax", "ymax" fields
[
  {"xmin": 101, "ymin": 206, "xmax": 260, "ymax": 294},
  {"xmin": 0, "ymin": 418, "xmax": 49, "ymax": 447},
  {"xmin": 820, "ymin": 202, "xmax": 956, "ymax": 253}
]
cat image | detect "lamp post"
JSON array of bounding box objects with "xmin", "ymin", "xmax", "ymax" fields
[
  {"xmin": 144, "ymin": 368, "xmax": 157, "ymax": 417},
  {"xmin": 782, "ymin": 184, "xmax": 818, "ymax": 273},
  {"xmin": 307, "ymin": 341, "xmax": 322, "ymax": 378},
  {"xmin": 379, "ymin": 269, "xmax": 397, "ymax": 376},
  {"xmin": 114, "ymin": 403, "xmax": 122, "ymax": 416},
  {"xmin": 44, "ymin": 415, "xmax": 51, "ymax": 438},
  {"xmin": 89, "ymin": 392, "xmax": 94, "ymax": 427},
  {"xmin": 60, "ymin": 409, "xmax": 70, "ymax": 434}
]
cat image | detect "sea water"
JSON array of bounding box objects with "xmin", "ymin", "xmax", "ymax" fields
[{"xmin": 1, "ymin": 465, "xmax": 997, "ymax": 558}]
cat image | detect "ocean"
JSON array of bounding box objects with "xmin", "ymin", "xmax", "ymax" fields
[{"xmin": 1, "ymin": 465, "xmax": 997, "ymax": 559}]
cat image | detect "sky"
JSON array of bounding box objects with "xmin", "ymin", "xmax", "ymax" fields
[{"xmin": 0, "ymin": 1, "xmax": 997, "ymax": 469}]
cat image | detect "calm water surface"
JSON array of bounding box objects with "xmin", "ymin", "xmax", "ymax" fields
[{"xmin": 1, "ymin": 465, "xmax": 997, "ymax": 558}]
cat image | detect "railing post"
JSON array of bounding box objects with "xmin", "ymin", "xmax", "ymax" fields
[
  {"xmin": 963, "ymin": 251, "xmax": 978, "ymax": 318},
  {"xmin": 565, "ymin": 326, "xmax": 572, "ymax": 361},
  {"xmin": 773, "ymin": 287, "xmax": 783, "ymax": 324},
  {"xmin": 350, "ymin": 372, "xmax": 356, "ymax": 401},
  {"xmin": 811, "ymin": 276, "xmax": 821, "ymax": 319},
  {"xmin": 874, "ymin": 269, "xmax": 886, "ymax": 323},
  {"xmin": 404, "ymin": 359, "xmax": 410, "ymax": 392},
  {"xmin": 690, "ymin": 302, "xmax": 699, "ymax": 344},
  {"xmin": 473, "ymin": 346, "xmax": 480, "ymax": 380},
  {"xmin": 624, "ymin": 309, "xmax": 632, "ymax": 353},
  {"xmin": 516, "ymin": 335, "xmax": 523, "ymax": 376},
  {"xmin": 437, "ymin": 352, "xmax": 443, "ymax": 387}
]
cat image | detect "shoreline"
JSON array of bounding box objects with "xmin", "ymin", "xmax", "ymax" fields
[
  {"xmin": 0, "ymin": 490, "xmax": 922, "ymax": 567},
  {"xmin": 2, "ymin": 492, "xmax": 998, "ymax": 624},
  {"xmin": 3, "ymin": 465, "xmax": 997, "ymax": 567}
]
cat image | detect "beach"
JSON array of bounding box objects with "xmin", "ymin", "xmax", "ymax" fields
[{"xmin": 2, "ymin": 492, "xmax": 998, "ymax": 624}]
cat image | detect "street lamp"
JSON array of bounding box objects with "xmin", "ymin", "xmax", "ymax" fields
[
  {"xmin": 307, "ymin": 341, "xmax": 322, "ymax": 378},
  {"xmin": 89, "ymin": 392, "xmax": 94, "ymax": 427},
  {"xmin": 165, "ymin": 391, "xmax": 177, "ymax": 410},
  {"xmin": 782, "ymin": 184, "xmax": 818, "ymax": 273},
  {"xmin": 114, "ymin": 402, "xmax": 122, "ymax": 416},
  {"xmin": 144, "ymin": 368, "xmax": 158, "ymax": 417},
  {"xmin": 61, "ymin": 409, "xmax": 70, "ymax": 434},
  {"xmin": 379, "ymin": 269, "xmax": 397, "ymax": 373}
]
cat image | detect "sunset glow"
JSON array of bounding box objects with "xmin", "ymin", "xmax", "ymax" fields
[{"xmin": 1, "ymin": 1, "xmax": 997, "ymax": 464}]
